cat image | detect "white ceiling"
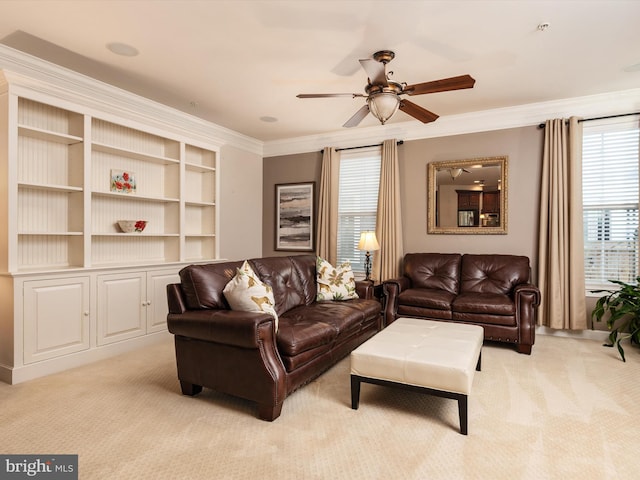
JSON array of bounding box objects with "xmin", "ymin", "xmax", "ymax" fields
[{"xmin": 1, "ymin": 0, "xmax": 639, "ymax": 143}]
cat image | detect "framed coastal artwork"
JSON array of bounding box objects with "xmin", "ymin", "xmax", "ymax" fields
[{"xmin": 275, "ymin": 182, "xmax": 315, "ymax": 251}]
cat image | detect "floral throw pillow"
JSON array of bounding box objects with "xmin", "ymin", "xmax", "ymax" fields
[
  {"xmin": 316, "ymin": 256, "xmax": 359, "ymax": 301},
  {"xmin": 223, "ymin": 260, "xmax": 279, "ymax": 330}
]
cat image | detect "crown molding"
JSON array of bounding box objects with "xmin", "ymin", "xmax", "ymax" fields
[
  {"xmin": 0, "ymin": 45, "xmax": 263, "ymax": 155},
  {"xmin": 3, "ymin": 44, "xmax": 638, "ymax": 160},
  {"xmin": 263, "ymin": 88, "xmax": 640, "ymax": 158}
]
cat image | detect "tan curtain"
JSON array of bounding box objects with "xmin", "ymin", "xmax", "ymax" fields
[
  {"xmin": 373, "ymin": 139, "xmax": 404, "ymax": 281},
  {"xmin": 537, "ymin": 117, "xmax": 587, "ymax": 329},
  {"xmin": 315, "ymin": 147, "xmax": 339, "ymax": 264}
]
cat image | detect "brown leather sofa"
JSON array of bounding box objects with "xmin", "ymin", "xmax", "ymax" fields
[
  {"xmin": 383, "ymin": 253, "xmax": 540, "ymax": 354},
  {"xmin": 166, "ymin": 254, "xmax": 382, "ymax": 421}
]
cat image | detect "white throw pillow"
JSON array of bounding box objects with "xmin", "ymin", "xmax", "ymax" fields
[
  {"xmin": 223, "ymin": 260, "xmax": 279, "ymax": 330},
  {"xmin": 316, "ymin": 256, "xmax": 359, "ymax": 301}
]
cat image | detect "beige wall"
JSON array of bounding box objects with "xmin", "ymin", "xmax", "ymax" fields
[
  {"xmin": 261, "ymin": 126, "xmax": 614, "ymax": 329},
  {"xmin": 262, "ymin": 151, "xmax": 322, "ymax": 257},
  {"xmin": 400, "ymin": 126, "xmax": 543, "ymax": 280},
  {"xmin": 219, "ymin": 144, "xmax": 264, "ymax": 261},
  {"xmin": 263, "ymin": 125, "xmax": 543, "ymax": 277}
]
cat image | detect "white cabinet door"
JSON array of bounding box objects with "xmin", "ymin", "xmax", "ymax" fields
[
  {"xmin": 23, "ymin": 277, "xmax": 90, "ymax": 364},
  {"xmin": 146, "ymin": 270, "xmax": 180, "ymax": 333},
  {"xmin": 97, "ymin": 272, "xmax": 146, "ymax": 345}
]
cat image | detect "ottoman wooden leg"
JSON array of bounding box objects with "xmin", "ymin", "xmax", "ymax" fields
[
  {"xmin": 458, "ymin": 395, "xmax": 468, "ymax": 435},
  {"xmin": 351, "ymin": 375, "xmax": 361, "ymax": 409}
]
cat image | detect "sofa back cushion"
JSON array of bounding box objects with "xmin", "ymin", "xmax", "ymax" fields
[
  {"xmin": 249, "ymin": 255, "xmax": 316, "ymax": 316},
  {"xmin": 179, "ymin": 260, "xmax": 244, "ymax": 310},
  {"xmin": 460, "ymin": 254, "xmax": 530, "ymax": 295},
  {"xmin": 404, "ymin": 253, "xmax": 462, "ymax": 294}
]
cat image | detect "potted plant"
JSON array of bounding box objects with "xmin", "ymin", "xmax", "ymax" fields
[{"xmin": 591, "ymin": 278, "xmax": 640, "ymax": 362}]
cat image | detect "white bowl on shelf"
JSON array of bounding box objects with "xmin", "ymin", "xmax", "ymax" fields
[{"xmin": 117, "ymin": 220, "xmax": 147, "ymax": 233}]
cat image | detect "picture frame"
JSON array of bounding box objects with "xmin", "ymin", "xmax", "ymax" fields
[
  {"xmin": 110, "ymin": 169, "xmax": 137, "ymax": 194},
  {"xmin": 275, "ymin": 182, "xmax": 315, "ymax": 251}
]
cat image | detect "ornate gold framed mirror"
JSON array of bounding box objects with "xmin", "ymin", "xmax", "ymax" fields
[{"xmin": 427, "ymin": 156, "xmax": 508, "ymax": 234}]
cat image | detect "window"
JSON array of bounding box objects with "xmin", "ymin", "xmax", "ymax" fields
[
  {"xmin": 336, "ymin": 147, "xmax": 381, "ymax": 275},
  {"xmin": 583, "ymin": 118, "xmax": 640, "ymax": 287}
]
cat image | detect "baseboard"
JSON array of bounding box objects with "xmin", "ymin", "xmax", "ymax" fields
[
  {"xmin": 536, "ymin": 325, "xmax": 609, "ymax": 342},
  {"xmin": 0, "ymin": 331, "xmax": 171, "ymax": 385}
]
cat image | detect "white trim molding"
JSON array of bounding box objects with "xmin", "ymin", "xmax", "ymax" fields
[
  {"xmin": 536, "ymin": 325, "xmax": 609, "ymax": 342},
  {"xmin": 263, "ymin": 88, "xmax": 640, "ymax": 157},
  {"xmin": 3, "ymin": 43, "xmax": 639, "ymax": 160},
  {"xmin": 0, "ymin": 44, "xmax": 263, "ymax": 156}
]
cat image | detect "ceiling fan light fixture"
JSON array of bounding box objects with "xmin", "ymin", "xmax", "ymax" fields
[
  {"xmin": 450, "ymin": 168, "xmax": 463, "ymax": 180},
  {"xmin": 367, "ymin": 92, "xmax": 400, "ymax": 125}
]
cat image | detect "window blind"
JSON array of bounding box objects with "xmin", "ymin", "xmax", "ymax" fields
[
  {"xmin": 337, "ymin": 147, "xmax": 381, "ymax": 274},
  {"xmin": 583, "ymin": 118, "xmax": 640, "ymax": 287}
]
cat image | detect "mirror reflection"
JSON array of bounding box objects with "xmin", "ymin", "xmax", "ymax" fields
[{"xmin": 427, "ymin": 156, "xmax": 508, "ymax": 234}]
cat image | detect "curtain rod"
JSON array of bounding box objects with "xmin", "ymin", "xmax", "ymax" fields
[
  {"xmin": 537, "ymin": 112, "xmax": 640, "ymax": 129},
  {"xmin": 321, "ymin": 140, "xmax": 404, "ymax": 154}
]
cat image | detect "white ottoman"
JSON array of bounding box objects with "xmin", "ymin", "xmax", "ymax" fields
[{"xmin": 350, "ymin": 317, "xmax": 484, "ymax": 435}]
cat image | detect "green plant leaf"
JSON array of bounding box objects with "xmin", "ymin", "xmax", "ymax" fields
[
  {"xmin": 590, "ymin": 278, "xmax": 640, "ymax": 361},
  {"xmin": 616, "ymin": 340, "xmax": 627, "ymax": 362}
]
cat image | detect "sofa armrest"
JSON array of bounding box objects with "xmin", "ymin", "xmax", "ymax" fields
[
  {"xmin": 513, "ymin": 283, "xmax": 541, "ymax": 352},
  {"xmin": 382, "ymin": 277, "xmax": 411, "ymax": 326},
  {"xmin": 167, "ymin": 283, "xmax": 188, "ymax": 314},
  {"xmin": 167, "ymin": 309, "xmax": 276, "ymax": 349},
  {"xmin": 168, "ymin": 307, "xmax": 286, "ymax": 421},
  {"xmin": 355, "ymin": 280, "xmax": 374, "ymax": 300},
  {"xmin": 514, "ymin": 283, "xmax": 541, "ymax": 307}
]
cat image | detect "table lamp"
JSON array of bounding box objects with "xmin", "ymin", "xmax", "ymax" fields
[{"xmin": 357, "ymin": 231, "xmax": 380, "ymax": 281}]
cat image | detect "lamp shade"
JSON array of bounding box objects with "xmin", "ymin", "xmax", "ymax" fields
[
  {"xmin": 357, "ymin": 231, "xmax": 380, "ymax": 251},
  {"xmin": 367, "ymin": 92, "xmax": 400, "ymax": 125}
]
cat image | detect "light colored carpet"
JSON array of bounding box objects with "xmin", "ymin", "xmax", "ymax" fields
[{"xmin": 0, "ymin": 334, "xmax": 638, "ymax": 479}]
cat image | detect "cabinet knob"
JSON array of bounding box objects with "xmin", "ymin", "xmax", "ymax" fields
[
  {"xmin": 84, "ymin": 311, "xmax": 89, "ymax": 316},
  {"xmin": 147, "ymin": 300, "xmax": 151, "ymax": 306}
]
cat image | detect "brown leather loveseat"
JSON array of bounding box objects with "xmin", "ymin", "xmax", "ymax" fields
[
  {"xmin": 383, "ymin": 253, "xmax": 540, "ymax": 354},
  {"xmin": 166, "ymin": 254, "xmax": 382, "ymax": 421}
]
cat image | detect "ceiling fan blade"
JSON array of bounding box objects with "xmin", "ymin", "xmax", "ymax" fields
[
  {"xmin": 343, "ymin": 104, "xmax": 370, "ymax": 128},
  {"xmin": 399, "ymin": 100, "xmax": 439, "ymax": 123},
  {"xmin": 297, "ymin": 93, "xmax": 361, "ymax": 98},
  {"xmin": 404, "ymin": 74, "xmax": 476, "ymax": 96},
  {"xmin": 359, "ymin": 58, "xmax": 387, "ymax": 86}
]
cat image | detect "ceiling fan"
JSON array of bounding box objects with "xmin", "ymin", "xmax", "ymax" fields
[
  {"xmin": 450, "ymin": 167, "xmax": 471, "ymax": 180},
  {"xmin": 297, "ymin": 50, "xmax": 475, "ymax": 128}
]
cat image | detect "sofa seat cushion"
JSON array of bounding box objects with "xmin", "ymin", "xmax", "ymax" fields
[
  {"xmin": 397, "ymin": 305, "xmax": 452, "ymax": 320},
  {"xmin": 451, "ymin": 311, "xmax": 516, "ymax": 327},
  {"xmin": 398, "ymin": 288, "xmax": 456, "ymax": 311},
  {"xmin": 452, "ymin": 292, "xmax": 516, "ymax": 326},
  {"xmin": 280, "ymin": 343, "xmax": 332, "ymax": 372},
  {"xmin": 277, "ymin": 300, "xmax": 380, "ymax": 357},
  {"xmin": 453, "ymin": 292, "xmax": 515, "ymax": 315}
]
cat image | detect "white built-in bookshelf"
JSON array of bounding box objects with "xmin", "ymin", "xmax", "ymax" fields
[
  {"xmin": 0, "ymin": 70, "xmax": 221, "ymax": 384},
  {"xmin": 15, "ymin": 99, "xmax": 218, "ymax": 271}
]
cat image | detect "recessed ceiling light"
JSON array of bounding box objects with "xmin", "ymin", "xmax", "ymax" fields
[
  {"xmin": 106, "ymin": 42, "xmax": 139, "ymax": 57},
  {"xmin": 260, "ymin": 116, "xmax": 278, "ymax": 123}
]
